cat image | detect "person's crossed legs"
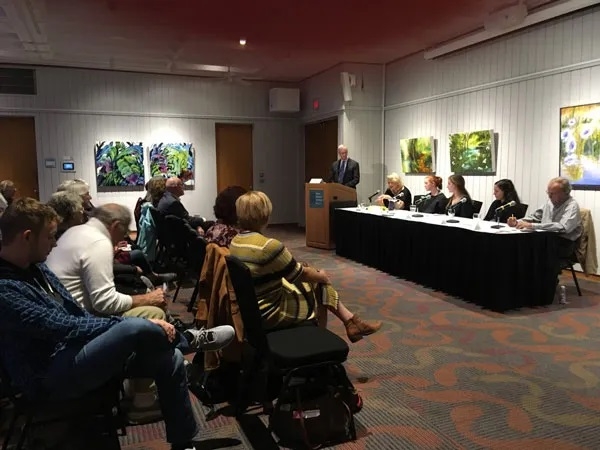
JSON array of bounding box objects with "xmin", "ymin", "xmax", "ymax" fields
[{"xmin": 41, "ymin": 318, "xmax": 231, "ymax": 448}]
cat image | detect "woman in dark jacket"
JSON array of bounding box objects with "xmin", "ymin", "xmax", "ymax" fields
[
  {"xmin": 418, "ymin": 175, "xmax": 446, "ymax": 214},
  {"xmin": 484, "ymin": 179, "xmax": 521, "ymax": 223},
  {"xmin": 446, "ymin": 174, "xmax": 474, "ymax": 219}
]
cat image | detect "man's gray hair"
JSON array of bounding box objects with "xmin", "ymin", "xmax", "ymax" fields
[
  {"xmin": 47, "ymin": 191, "xmax": 83, "ymax": 223},
  {"xmin": 56, "ymin": 179, "xmax": 90, "ymax": 196},
  {"xmin": 549, "ymin": 176, "xmax": 572, "ymax": 194},
  {"xmin": 92, "ymin": 203, "xmax": 132, "ymax": 229}
]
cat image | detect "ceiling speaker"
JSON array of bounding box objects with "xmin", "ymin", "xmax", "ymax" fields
[
  {"xmin": 484, "ymin": 3, "xmax": 528, "ymax": 31},
  {"xmin": 340, "ymin": 72, "xmax": 353, "ymax": 103}
]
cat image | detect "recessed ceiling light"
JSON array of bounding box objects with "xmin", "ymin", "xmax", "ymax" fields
[{"xmin": 239, "ymin": 38, "xmax": 247, "ymax": 46}]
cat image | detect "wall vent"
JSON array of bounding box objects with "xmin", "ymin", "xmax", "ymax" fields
[{"xmin": 0, "ymin": 68, "xmax": 36, "ymax": 95}]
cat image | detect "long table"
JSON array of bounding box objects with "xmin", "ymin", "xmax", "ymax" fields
[{"xmin": 334, "ymin": 207, "xmax": 559, "ymax": 311}]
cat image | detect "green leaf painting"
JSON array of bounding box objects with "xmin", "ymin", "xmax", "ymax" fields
[
  {"xmin": 559, "ymin": 103, "xmax": 600, "ymax": 189},
  {"xmin": 149, "ymin": 143, "xmax": 194, "ymax": 183},
  {"xmin": 400, "ymin": 137, "xmax": 434, "ymax": 174},
  {"xmin": 95, "ymin": 141, "xmax": 145, "ymax": 188},
  {"xmin": 449, "ymin": 130, "xmax": 495, "ymax": 175}
]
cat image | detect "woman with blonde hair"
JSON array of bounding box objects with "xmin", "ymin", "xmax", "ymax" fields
[
  {"xmin": 376, "ymin": 172, "xmax": 412, "ymax": 210},
  {"xmin": 446, "ymin": 174, "xmax": 474, "ymax": 218},
  {"xmin": 229, "ymin": 191, "xmax": 382, "ymax": 343},
  {"xmin": 417, "ymin": 175, "xmax": 446, "ymax": 214}
]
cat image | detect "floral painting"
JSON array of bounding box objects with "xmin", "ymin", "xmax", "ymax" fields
[
  {"xmin": 560, "ymin": 103, "xmax": 600, "ymax": 190},
  {"xmin": 449, "ymin": 130, "xmax": 495, "ymax": 175},
  {"xmin": 400, "ymin": 137, "xmax": 435, "ymax": 174},
  {"xmin": 95, "ymin": 141, "xmax": 144, "ymax": 190},
  {"xmin": 149, "ymin": 143, "xmax": 194, "ymax": 185}
]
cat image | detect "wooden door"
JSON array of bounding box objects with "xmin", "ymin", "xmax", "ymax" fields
[
  {"xmin": 304, "ymin": 117, "xmax": 338, "ymax": 182},
  {"xmin": 0, "ymin": 117, "xmax": 39, "ymax": 199},
  {"xmin": 215, "ymin": 123, "xmax": 253, "ymax": 192}
]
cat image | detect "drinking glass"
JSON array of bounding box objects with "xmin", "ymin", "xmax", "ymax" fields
[
  {"xmin": 410, "ymin": 205, "xmax": 417, "ymax": 213},
  {"xmin": 448, "ymin": 210, "xmax": 456, "ymax": 219}
]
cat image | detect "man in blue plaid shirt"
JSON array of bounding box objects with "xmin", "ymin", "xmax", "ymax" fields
[{"xmin": 0, "ymin": 198, "xmax": 233, "ymax": 450}]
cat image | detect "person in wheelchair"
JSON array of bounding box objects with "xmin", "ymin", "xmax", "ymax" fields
[{"xmin": 229, "ymin": 191, "xmax": 382, "ymax": 343}]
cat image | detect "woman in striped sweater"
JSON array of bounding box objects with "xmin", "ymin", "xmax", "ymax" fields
[{"xmin": 229, "ymin": 191, "xmax": 382, "ymax": 343}]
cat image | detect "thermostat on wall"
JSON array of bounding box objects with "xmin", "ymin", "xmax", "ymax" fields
[{"xmin": 61, "ymin": 160, "xmax": 76, "ymax": 172}]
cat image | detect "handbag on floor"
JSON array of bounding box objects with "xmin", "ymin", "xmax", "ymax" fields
[{"xmin": 269, "ymin": 365, "xmax": 358, "ymax": 449}]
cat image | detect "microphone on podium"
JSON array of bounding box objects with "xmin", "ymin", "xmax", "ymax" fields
[{"xmin": 368, "ymin": 190, "xmax": 381, "ymax": 202}]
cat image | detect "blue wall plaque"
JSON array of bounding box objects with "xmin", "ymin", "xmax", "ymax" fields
[{"xmin": 309, "ymin": 189, "xmax": 324, "ymax": 208}]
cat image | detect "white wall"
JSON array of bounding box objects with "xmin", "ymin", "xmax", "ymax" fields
[
  {"xmin": 300, "ymin": 62, "xmax": 385, "ymax": 211},
  {"xmin": 0, "ymin": 67, "xmax": 300, "ymax": 224},
  {"xmin": 385, "ymin": 7, "xmax": 600, "ymax": 270}
]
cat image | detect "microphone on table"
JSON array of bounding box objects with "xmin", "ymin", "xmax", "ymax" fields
[
  {"xmin": 368, "ymin": 190, "xmax": 381, "ymax": 202},
  {"xmin": 415, "ymin": 194, "xmax": 431, "ymax": 205},
  {"xmin": 449, "ymin": 196, "xmax": 468, "ymax": 210},
  {"xmin": 495, "ymin": 200, "xmax": 516, "ymax": 212}
]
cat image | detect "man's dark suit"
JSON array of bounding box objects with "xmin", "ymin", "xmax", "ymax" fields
[
  {"xmin": 157, "ymin": 191, "xmax": 211, "ymax": 231},
  {"xmin": 328, "ymin": 158, "xmax": 360, "ymax": 188}
]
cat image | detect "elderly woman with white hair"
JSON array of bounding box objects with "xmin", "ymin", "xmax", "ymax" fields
[
  {"xmin": 57, "ymin": 178, "xmax": 94, "ymax": 220},
  {"xmin": 376, "ymin": 172, "xmax": 412, "ymax": 210}
]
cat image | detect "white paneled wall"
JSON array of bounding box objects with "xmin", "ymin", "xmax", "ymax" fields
[
  {"xmin": 385, "ymin": 7, "xmax": 600, "ymax": 271},
  {"xmin": 0, "ymin": 67, "xmax": 300, "ymax": 224},
  {"xmin": 341, "ymin": 109, "xmax": 383, "ymax": 202}
]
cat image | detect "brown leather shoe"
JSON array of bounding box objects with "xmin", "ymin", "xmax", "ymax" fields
[{"xmin": 344, "ymin": 314, "xmax": 382, "ymax": 343}]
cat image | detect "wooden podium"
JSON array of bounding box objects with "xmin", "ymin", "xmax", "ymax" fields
[{"xmin": 305, "ymin": 182, "xmax": 357, "ymax": 249}]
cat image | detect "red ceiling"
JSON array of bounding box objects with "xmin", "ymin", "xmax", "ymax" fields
[{"xmin": 35, "ymin": 0, "xmax": 559, "ymax": 80}]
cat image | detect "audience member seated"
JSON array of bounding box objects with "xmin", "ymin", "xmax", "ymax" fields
[
  {"xmin": 0, "ymin": 179, "xmax": 17, "ymax": 209},
  {"xmin": 484, "ymin": 179, "xmax": 521, "ymax": 223},
  {"xmin": 47, "ymin": 190, "xmax": 85, "ymax": 240},
  {"xmin": 158, "ymin": 177, "xmax": 209, "ymax": 235},
  {"xmin": 229, "ymin": 191, "xmax": 382, "ymax": 343},
  {"xmin": 137, "ymin": 176, "xmax": 167, "ymax": 262},
  {"xmin": 205, "ymin": 185, "xmax": 247, "ymax": 247},
  {"xmin": 135, "ymin": 176, "xmax": 166, "ymax": 228},
  {"xmin": 57, "ymin": 178, "xmax": 94, "ymax": 221},
  {"xmin": 446, "ymin": 174, "xmax": 474, "ymax": 218},
  {"xmin": 0, "ymin": 198, "xmax": 236, "ymax": 450},
  {"xmin": 376, "ymin": 172, "xmax": 411, "ymax": 210},
  {"xmin": 508, "ymin": 177, "xmax": 583, "ymax": 277},
  {"xmin": 417, "ymin": 175, "xmax": 446, "ymax": 214},
  {"xmin": 46, "ymin": 203, "xmax": 170, "ymax": 320}
]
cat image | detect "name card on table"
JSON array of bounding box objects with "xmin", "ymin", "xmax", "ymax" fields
[{"xmin": 309, "ymin": 189, "xmax": 324, "ymax": 208}]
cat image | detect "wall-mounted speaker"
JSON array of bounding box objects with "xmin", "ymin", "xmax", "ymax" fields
[{"xmin": 340, "ymin": 71, "xmax": 354, "ymax": 103}]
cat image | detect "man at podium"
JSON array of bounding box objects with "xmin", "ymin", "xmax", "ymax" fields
[{"xmin": 327, "ymin": 145, "xmax": 360, "ymax": 188}]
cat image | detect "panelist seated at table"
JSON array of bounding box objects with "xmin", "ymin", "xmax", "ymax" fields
[
  {"xmin": 508, "ymin": 177, "xmax": 582, "ymax": 264},
  {"xmin": 484, "ymin": 179, "xmax": 522, "ymax": 223},
  {"xmin": 376, "ymin": 172, "xmax": 412, "ymax": 210},
  {"xmin": 445, "ymin": 174, "xmax": 474, "ymax": 218},
  {"xmin": 416, "ymin": 175, "xmax": 446, "ymax": 214}
]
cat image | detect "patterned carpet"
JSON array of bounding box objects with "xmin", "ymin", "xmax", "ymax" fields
[{"xmin": 120, "ymin": 226, "xmax": 600, "ymax": 450}]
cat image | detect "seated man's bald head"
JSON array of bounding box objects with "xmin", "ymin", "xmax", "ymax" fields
[{"xmin": 166, "ymin": 177, "xmax": 182, "ymax": 188}]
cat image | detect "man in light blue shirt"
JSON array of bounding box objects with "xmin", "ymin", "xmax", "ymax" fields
[{"xmin": 509, "ymin": 177, "xmax": 582, "ymax": 279}]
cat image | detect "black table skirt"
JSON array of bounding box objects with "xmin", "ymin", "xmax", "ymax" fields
[{"xmin": 334, "ymin": 209, "xmax": 559, "ymax": 312}]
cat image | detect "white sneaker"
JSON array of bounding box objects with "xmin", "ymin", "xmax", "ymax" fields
[{"xmin": 184, "ymin": 325, "xmax": 235, "ymax": 351}]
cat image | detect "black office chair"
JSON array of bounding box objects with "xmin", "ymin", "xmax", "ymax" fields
[
  {"xmin": 224, "ymin": 255, "xmax": 352, "ymax": 423},
  {"xmin": 472, "ymin": 200, "xmax": 483, "ymax": 214},
  {"xmin": 515, "ymin": 203, "xmax": 528, "ymax": 219},
  {"xmin": 185, "ymin": 236, "xmax": 207, "ymax": 312},
  {"xmin": 0, "ymin": 362, "xmax": 123, "ymax": 450}
]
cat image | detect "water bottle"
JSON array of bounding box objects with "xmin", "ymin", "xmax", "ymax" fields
[{"xmin": 559, "ymin": 285, "xmax": 568, "ymax": 304}]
